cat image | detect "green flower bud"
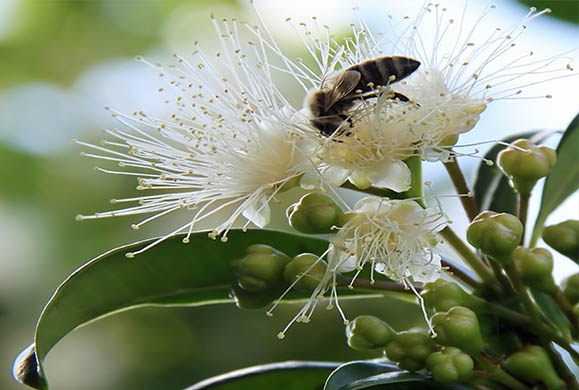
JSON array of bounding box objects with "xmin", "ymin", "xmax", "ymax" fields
[
  {"xmin": 502, "ymin": 346, "xmax": 565, "ymax": 390},
  {"xmin": 543, "ymin": 220, "xmax": 579, "ymax": 262},
  {"xmin": 337, "ymin": 211, "xmax": 357, "ymax": 227},
  {"xmin": 466, "ymin": 211, "xmax": 523, "ymax": 263},
  {"xmin": 287, "ymin": 193, "xmax": 344, "ymax": 234},
  {"xmin": 229, "ymin": 285, "xmax": 278, "ymax": 310},
  {"xmin": 561, "ymin": 273, "xmax": 579, "ymax": 305},
  {"xmin": 498, "ymin": 139, "xmax": 557, "ymax": 195},
  {"xmin": 232, "ymin": 244, "xmax": 290, "ymax": 292},
  {"xmin": 385, "ymin": 329, "xmax": 436, "ymax": 372},
  {"xmin": 573, "ymin": 302, "xmax": 579, "ymax": 317},
  {"xmin": 283, "ymin": 253, "xmax": 327, "ymax": 291},
  {"xmin": 277, "ymin": 175, "xmax": 302, "ymax": 193},
  {"xmin": 421, "ymin": 280, "xmax": 484, "ymax": 313},
  {"xmin": 426, "ymin": 347, "xmax": 474, "ymax": 384},
  {"xmin": 432, "ymin": 306, "xmax": 485, "ymax": 355},
  {"xmin": 346, "ymin": 315, "xmax": 396, "ymax": 351},
  {"xmin": 513, "ymin": 247, "xmax": 556, "ymax": 293},
  {"xmin": 440, "ymin": 133, "xmax": 460, "ymax": 147}
]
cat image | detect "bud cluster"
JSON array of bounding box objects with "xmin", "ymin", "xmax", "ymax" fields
[
  {"xmin": 230, "ymin": 244, "xmax": 329, "ymax": 310},
  {"xmin": 342, "ymin": 275, "xmax": 570, "ymax": 388}
]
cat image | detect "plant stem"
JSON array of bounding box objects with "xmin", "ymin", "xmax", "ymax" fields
[
  {"xmin": 439, "ymin": 227, "xmax": 499, "ymax": 292},
  {"xmin": 518, "ymin": 193, "xmax": 530, "ymax": 245},
  {"xmin": 441, "ymin": 259, "xmax": 482, "ymax": 290},
  {"xmin": 488, "ymin": 259, "xmax": 518, "ymax": 297},
  {"xmin": 347, "ymin": 278, "xmax": 418, "ymax": 294},
  {"xmin": 482, "ymin": 301, "xmax": 533, "ymax": 326},
  {"xmin": 443, "ymin": 158, "xmax": 479, "ymax": 221},
  {"xmin": 474, "ymin": 354, "xmax": 528, "ymax": 390}
]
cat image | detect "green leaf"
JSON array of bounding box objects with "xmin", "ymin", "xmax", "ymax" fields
[
  {"xmin": 325, "ymin": 361, "xmax": 399, "ymax": 390},
  {"xmin": 324, "ymin": 361, "xmax": 470, "ymax": 390},
  {"xmin": 14, "ymin": 230, "xmax": 406, "ymax": 389},
  {"xmin": 473, "ymin": 130, "xmax": 551, "ymax": 215},
  {"xmin": 531, "ymin": 289, "xmax": 573, "ymax": 342},
  {"xmin": 184, "ymin": 361, "xmax": 340, "ymax": 390},
  {"xmin": 531, "ymin": 114, "xmax": 579, "ymax": 246},
  {"xmin": 516, "ymin": 0, "xmax": 578, "ymax": 25}
]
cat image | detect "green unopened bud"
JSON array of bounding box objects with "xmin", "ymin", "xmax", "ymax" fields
[
  {"xmin": 277, "ymin": 175, "xmax": 302, "ymax": 193},
  {"xmin": 346, "ymin": 315, "xmax": 396, "ymax": 351},
  {"xmin": 426, "ymin": 347, "xmax": 474, "ymax": 384},
  {"xmin": 440, "ymin": 133, "xmax": 459, "ymax": 147},
  {"xmin": 421, "ymin": 280, "xmax": 484, "ymax": 313},
  {"xmin": 561, "ymin": 273, "xmax": 579, "ymax": 305},
  {"xmin": 229, "ymin": 285, "xmax": 278, "ymax": 310},
  {"xmin": 466, "ymin": 211, "xmax": 523, "ymax": 263},
  {"xmin": 543, "ymin": 220, "xmax": 579, "ymax": 262},
  {"xmin": 287, "ymin": 193, "xmax": 344, "ymax": 234},
  {"xmin": 502, "ymin": 346, "xmax": 565, "ymax": 390},
  {"xmin": 385, "ymin": 329, "xmax": 436, "ymax": 372},
  {"xmin": 232, "ymin": 244, "xmax": 290, "ymax": 292},
  {"xmin": 432, "ymin": 306, "xmax": 485, "ymax": 355},
  {"xmin": 283, "ymin": 253, "xmax": 327, "ymax": 291},
  {"xmin": 513, "ymin": 247, "xmax": 556, "ymax": 293},
  {"xmin": 573, "ymin": 302, "xmax": 579, "ymax": 317},
  {"xmin": 498, "ymin": 139, "xmax": 557, "ymax": 195}
]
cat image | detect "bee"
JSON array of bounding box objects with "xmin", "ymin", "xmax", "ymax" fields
[{"xmin": 305, "ymin": 56, "xmax": 420, "ymax": 137}]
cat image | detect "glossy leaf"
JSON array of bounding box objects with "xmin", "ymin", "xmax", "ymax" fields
[
  {"xmin": 184, "ymin": 361, "xmax": 340, "ymax": 390},
  {"xmin": 531, "ymin": 289, "xmax": 573, "ymax": 342},
  {"xmin": 324, "ymin": 360, "xmax": 470, "ymax": 390},
  {"xmin": 325, "ymin": 361, "xmax": 399, "ymax": 390},
  {"xmin": 13, "ymin": 230, "xmax": 405, "ymax": 389},
  {"xmin": 516, "ymin": 0, "xmax": 578, "ymax": 25},
  {"xmin": 531, "ymin": 114, "xmax": 579, "ymax": 246}
]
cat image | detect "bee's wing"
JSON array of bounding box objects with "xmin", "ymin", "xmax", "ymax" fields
[{"xmin": 325, "ymin": 70, "xmax": 361, "ymax": 110}]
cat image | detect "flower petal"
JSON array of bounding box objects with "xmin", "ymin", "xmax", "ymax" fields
[
  {"xmin": 366, "ymin": 160, "xmax": 411, "ymax": 192},
  {"xmin": 242, "ymin": 194, "xmax": 271, "ymax": 228}
]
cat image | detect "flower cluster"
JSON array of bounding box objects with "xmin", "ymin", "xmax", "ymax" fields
[
  {"xmin": 76, "ymin": 1, "xmax": 573, "ymax": 327},
  {"xmin": 279, "ymin": 2, "xmax": 572, "ymax": 190}
]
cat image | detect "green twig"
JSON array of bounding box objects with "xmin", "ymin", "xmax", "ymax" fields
[
  {"xmin": 518, "ymin": 193, "xmax": 530, "ymax": 245},
  {"xmin": 474, "ymin": 354, "xmax": 528, "ymax": 390},
  {"xmin": 482, "ymin": 301, "xmax": 533, "ymax": 326},
  {"xmin": 441, "ymin": 259, "xmax": 483, "ymax": 290},
  {"xmin": 443, "ymin": 158, "xmax": 480, "ymax": 221},
  {"xmin": 439, "ymin": 227, "xmax": 499, "ymax": 292},
  {"xmin": 488, "ymin": 259, "xmax": 518, "ymax": 297},
  {"xmin": 347, "ymin": 278, "xmax": 417, "ymax": 294}
]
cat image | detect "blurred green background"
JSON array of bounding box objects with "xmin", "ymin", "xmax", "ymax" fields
[{"xmin": 0, "ymin": 0, "xmax": 576, "ymax": 389}]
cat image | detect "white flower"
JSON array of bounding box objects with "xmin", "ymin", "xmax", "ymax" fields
[
  {"xmin": 390, "ymin": 2, "xmax": 573, "ymax": 160},
  {"xmin": 266, "ymin": 1, "xmax": 574, "ymax": 189},
  {"xmin": 276, "ymin": 197, "xmax": 448, "ymax": 338},
  {"xmin": 330, "ymin": 198, "xmax": 447, "ymax": 284},
  {"xmin": 75, "ymin": 16, "xmax": 315, "ymax": 256}
]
